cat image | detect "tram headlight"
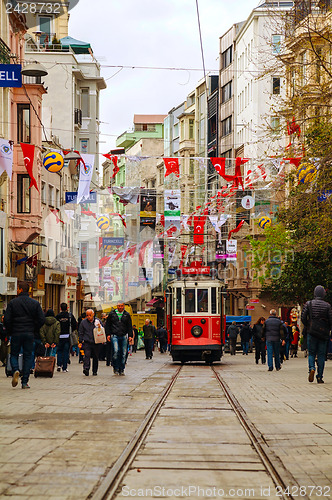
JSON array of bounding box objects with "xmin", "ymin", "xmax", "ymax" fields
[{"xmin": 191, "ymin": 325, "xmax": 203, "ymax": 338}]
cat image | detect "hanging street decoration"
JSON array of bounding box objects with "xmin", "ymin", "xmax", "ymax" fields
[
  {"xmin": 51, "ymin": 209, "xmax": 65, "ymax": 224},
  {"xmin": 96, "ymin": 216, "xmax": 110, "ymax": 230},
  {"xmin": 43, "ymin": 151, "xmax": 64, "ymax": 172},
  {"xmin": 0, "ymin": 139, "xmax": 13, "ymax": 179},
  {"xmin": 77, "ymin": 153, "xmax": 94, "ymax": 204},
  {"xmin": 20, "ymin": 143, "xmax": 39, "ymax": 191},
  {"xmin": 164, "ymin": 157, "xmax": 180, "ymax": 178},
  {"xmin": 103, "ymin": 154, "xmax": 119, "ymax": 178},
  {"xmin": 228, "ymin": 219, "xmax": 245, "ymax": 240},
  {"xmin": 258, "ymin": 216, "xmax": 272, "ymax": 229}
]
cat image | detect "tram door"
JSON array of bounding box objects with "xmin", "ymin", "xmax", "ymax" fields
[{"xmin": 166, "ymin": 287, "xmax": 173, "ymax": 345}]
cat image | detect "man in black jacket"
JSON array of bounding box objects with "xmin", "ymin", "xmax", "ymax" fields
[
  {"xmin": 4, "ymin": 281, "xmax": 45, "ymax": 389},
  {"xmin": 262, "ymin": 309, "xmax": 285, "ymax": 372},
  {"xmin": 56, "ymin": 303, "xmax": 77, "ymax": 373},
  {"xmin": 301, "ymin": 285, "xmax": 332, "ymax": 383},
  {"xmin": 79, "ymin": 309, "xmax": 101, "ymax": 376},
  {"xmin": 105, "ymin": 302, "xmax": 132, "ymax": 375}
]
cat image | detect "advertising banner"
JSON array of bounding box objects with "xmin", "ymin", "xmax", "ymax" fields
[
  {"xmin": 164, "ymin": 189, "xmax": 181, "ymax": 217},
  {"xmin": 140, "ymin": 189, "xmax": 156, "ymax": 217}
]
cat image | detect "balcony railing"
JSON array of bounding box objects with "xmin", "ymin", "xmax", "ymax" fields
[{"xmin": 0, "ymin": 38, "xmax": 11, "ymax": 64}]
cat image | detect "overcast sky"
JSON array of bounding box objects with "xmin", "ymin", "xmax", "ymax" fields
[{"xmin": 69, "ymin": 0, "xmax": 260, "ymax": 151}]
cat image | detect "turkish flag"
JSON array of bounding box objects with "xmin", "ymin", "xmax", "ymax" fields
[
  {"xmin": 103, "ymin": 154, "xmax": 119, "ymax": 178},
  {"xmin": 210, "ymin": 157, "xmax": 235, "ymax": 182},
  {"xmin": 26, "ymin": 253, "xmax": 38, "ymax": 268},
  {"xmin": 20, "ymin": 143, "xmax": 39, "ymax": 191},
  {"xmin": 233, "ymin": 158, "xmax": 249, "ymax": 190},
  {"xmin": 193, "ymin": 214, "xmax": 206, "ymax": 245},
  {"xmin": 284, "ymin": 157, "xmax": 302, "ymax": 168},
  {"xmin": 164, "ymin": 158, "xmax": 180, "ymax": 178},
  {"xmin": 179, "ymin": 245, "xmax": 187, "ymax": 269}
]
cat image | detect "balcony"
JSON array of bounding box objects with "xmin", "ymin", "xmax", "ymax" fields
[
  {"xmin": 74, "ymin": 108, "xmax": 82, "ymax": 127},
  {"xmin": 0, "ymin": 38, "xmax": 11, "ymax": 64}
]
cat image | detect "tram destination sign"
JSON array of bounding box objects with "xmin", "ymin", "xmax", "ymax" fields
[{"xmin": 182, "ymin": 267, "xmax": 210, "ymax": 275}]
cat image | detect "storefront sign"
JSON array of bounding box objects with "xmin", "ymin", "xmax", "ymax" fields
[
  {"xmin": 37, "ymin": 274, "xmax": 45, "ymax": 290},
  {"xmin": 65, "ymin": 191, "xmax": 97, "ymax": 204},
  {"xmin": 182, "ymin": 267, "xmax": 210, "ymax": 275},
  {"xmin": 250, "ymin": 299, "xmax": 259, "ymax": 303},
  {"xmin": 66, "ymin": 266, "xmax": 78, "ymax": 277},
  {"xmin": 246, "ymin": 305, "xmax": 255, "ymax": 310},
  {"xmin": 0, "ymin": 64, "xmax": 22, "ymax": 88},
  {"xmin": 102, "ymin": 237, "xmax": 124, "ymax": 247},
  {"xmin": 66, "ymin": 275, "xmax": 77, "ymax": 290},
  {"xmin": 45, "ymin": 269, "xmax": 65, "ymax": 285}
]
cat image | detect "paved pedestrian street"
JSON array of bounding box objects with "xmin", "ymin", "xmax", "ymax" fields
[{"xmin": 0, "ymin": 351, "xmax": 331, "ymax": 499}]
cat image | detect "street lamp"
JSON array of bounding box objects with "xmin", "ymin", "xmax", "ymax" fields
[{"xmin": 21, "ymin": 61, "xmax": 48, "ymax": 78}]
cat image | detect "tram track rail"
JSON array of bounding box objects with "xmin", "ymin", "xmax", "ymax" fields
[
  {"xmin": 90, "ymin": 364, "xmax": 309, "ymax": 500},
  {"xmin": 89, "ymin": 365, "xmax": 182, "ymax": 500},
  {"xmin": 212, "ymin": 367, "xmax": 310, "ymax": 500}
]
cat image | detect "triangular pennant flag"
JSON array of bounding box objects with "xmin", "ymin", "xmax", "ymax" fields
[
  {"xmin": 164, "ymin": 158, "xmax": 180, "ymax": 178},
  {"xmin": 228, "ymin": 219, "xmax": 245, "ymax": 240},
  {"xmin": 99, "ymin": 256, "xmax": 111, "ymax": 268},
  {"xmin": 103, "ymin": 154, "xmax": 119, "ymax": 178},
  {"xmin": 20, "ymin": 143, "xmax": 39, "ymax": 191}
]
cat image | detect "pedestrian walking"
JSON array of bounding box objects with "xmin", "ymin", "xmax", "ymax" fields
[
  {"xmin": 105, "ymin": 301, "xmax": 132, "ymax": 375},
  {"xmin": 4, "ymin": 281, "xmax": 45, "ymax": 389},
  {"xmin": 156, "ymin": 324, "xmax": 168, "ymax": 353},
  {"xmin": 79, "ymin": 309, "xmax": 101, "ymax": 376},
  {"xmin": 227, "ymin": 321, "xmax": 239, "ymax": 355},
  {"xmin": 132, "ymin": 324, "xmax": 138, "ymax": 353},
  {"xmin": 252, "ymin": 317, "xmax": 266, "ymax": 364},
  {"xmin": 262, "ymin": 309, "xmax": 285, "ymax": 371},
  {"xmin": 0, "ymin": 314, "xmax": 9, "ymax": 367},
  {"xmin": 56, "ymin": 303, "xmax": 77, "ymax": 373},
  {"xmin": 77, "ymin": 312, "xmax": 86, "ymax": 364},
  {"xmin": 290, "ymin": 325, "xmax": 300, "ymax": 358},
  {"xmin": 301, "ymin": 285, "xmax": 332, "ymax": 383},
  {"xmin": 39, "ymin": 309, "xmax": 60, "ymax": 357},
  {"xmin": 143, "ymin": 318, "xmax": 154, "ymax": 359},
  {"xmin": 240, "ymin": 322, "xmax": 252, "ymax": 355}
]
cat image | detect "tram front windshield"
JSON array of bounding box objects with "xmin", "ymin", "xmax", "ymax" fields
[{"xmin": 184, "ymin": 288, "xmax": 209, "ymax": 313}]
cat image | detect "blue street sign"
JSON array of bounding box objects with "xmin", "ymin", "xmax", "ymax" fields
[
  {"xmin": 65, "ymin": 191, "xmax": 97, "ymax": 204},
  {"xmin": 102, "ymin": 237, "xmax": 124, "ymax": 247},
  {"xmin": 128, "ymin": 282, "xmax": 139, "ymax": 287},
  {"xmin": 0, "ymin": 64, "xmax": 22, "ymax": 88},
  {"xmin": 168, "ymin": 268, "xmax": 176, "ymax": 275}
]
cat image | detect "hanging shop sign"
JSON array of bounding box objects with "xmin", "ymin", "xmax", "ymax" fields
[
  {"xmin": 250, "ymin": 299, "xmax": 260, "ymax": 303},
  {"xmin": 45, "ymin": 269, "xmax": 65, "ymax": 285},
  {"xmin": 241, "ymin": 195, "xmax": 255, "ymax": 210},
  {"xmin": 216, "ymin": 240, "xmax": 227, "ymax": 260},
  {"xmin": 153, "ymin": 239, "xmax": 164, "ymax": 260},
  {"xmin": 65, "ymin": 191, "xmax": 97, "ymax": 204},
  {"xmin": 226, "ymin": 240, "xmax": 237, "ymax": 262},
  {"xmin": 0, "ymin": 64, "xmax": 22, "ymax": 88},
  {"xmin": 246, "ymin": 305, "xmax": 255, "ymax": 310},
  {"xmin": 102, "ymin": 237, "xmax": 124, "ymax": 247},
  {"xmin": 164, "ymin": 189, "xmax": 181, "ymax": 217},
  {"xmin": 66, "ymin": 275, "xmax": 77, "ymax": 290}
]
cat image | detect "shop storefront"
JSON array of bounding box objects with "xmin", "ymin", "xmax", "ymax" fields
[{"xmin": 44, "ymin": 269, "xmax": 66, "ymax": 314}]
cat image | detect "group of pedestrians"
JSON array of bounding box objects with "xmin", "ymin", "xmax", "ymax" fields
[{"xmin": 226, "ymin": 285, "xmax": 332, "ymax": 383}]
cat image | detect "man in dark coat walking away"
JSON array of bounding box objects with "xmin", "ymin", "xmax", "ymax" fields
[
  {"xmin": 262, "ymin": 309, "xmax": 285, "ymax": 372},
  {"xmin": 240, "ymin": 322, "xmax": 252, "ymax": 355},
  {"xmin": 143, "ymin": 318, "xmax": 154, "ymax": 359},
  {"xmin": 301, "ymin": 285, "xmax": 332, "ymax": 384},
  {"xmin": 227, "ymin": 322, "xmax": 238, "ymax": 355},
  {"xmin": 252, "ymin": 317, "xmax": 266, "ymax": 364},
  {"xmin": 156, "ymin": 324, "xmax": 168, "ymax": 353},
  {"xmin": 105, "ymin": 301, "xmax": 132, "ymax": 375},
  {"xmin": 4, "ymin": 281, "xmax": 45, "ymax": 389},
  {"xmin": 79, "ymin": 309, "xmax": 101, "ymax": 376}
]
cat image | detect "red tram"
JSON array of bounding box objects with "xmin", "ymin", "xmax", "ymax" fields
[{"xmin": 166, "ymin": 269, "xmax": 225, "ymax": 364}]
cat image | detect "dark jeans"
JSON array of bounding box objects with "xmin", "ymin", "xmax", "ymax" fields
[
  {"xmin": 31, "ymin": 338, "xmax": 43, "ymax": 369},
  {"xmin": 57, "ymin": 339, "xmax": 70, "ymax": 370},
  {"xmin": 83, "ymin": 342, "xmax": 100, "ymax": 374},
  {"xmin": 308, "ymin": 334, "xmax": 328, "ymax": 380},
  {"xmin": 106, "ymin": 341, "xmax": 112, "ymax": 366},
  {"xmin": 111, "ymin": 335, "xmax": 128, "ymax": 372},
  {"xmin": 229, "ymin": 338, "xmax": 237, "ymax": 355},
  {"xmin": 255, "ymin": 340, "xmax": 266, "ymax": 363},
  {"xmin": 144, "ymin": 338, "xmax": 153, "ymax": 358},
  {"xmin": 267, "ymin": 340, "xmax": 281, "ymax": 370},
  {"xmin": 159, "ymin": 339, "xmax": 167, "ymax": 353},
  {"xmin": 10, "ymin": 332, "xmax": 34, "ymax": 385}
]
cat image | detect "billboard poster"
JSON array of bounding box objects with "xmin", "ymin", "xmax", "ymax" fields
[
  {"xmin": 216, "ymin": 240, "xmax": 227, "ymax": 260},
  {"xmin": 140, "ymin": 217, "xmax": 156, "ymax": 230},
  {"xmin": 140, "ymin": 189, "xmax": 156, "ymax": 218},
  {"xmin": 226, "ymin": 239, "xmax": 237, "ymax": 262},
  {"xmin": 164, "ymin": 189, "xmax": 181, "ymax": 217},
  {"xmin": 153, "ymin": 239, "xmax": 164, "ymax": 260}
]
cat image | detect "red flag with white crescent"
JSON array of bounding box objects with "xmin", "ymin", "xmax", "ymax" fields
[
  {"xmin": 193, "ymin": 213, "xmax": 206, "ymax": 245},
  {"xmin": 20, "ymin": 143, "xmax": 39, "ymax": 191},
  {"xmin": 164, "ymin": 158, "xmax": 180, "ymax": 178}
]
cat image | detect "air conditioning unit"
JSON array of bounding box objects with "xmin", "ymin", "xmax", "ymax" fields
[{"xmin": 0, "ymin": 277, "xmax": 17, "ymax": 295}]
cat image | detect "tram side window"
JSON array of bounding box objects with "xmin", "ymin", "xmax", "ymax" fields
[
  {"xmin": 211, "ymin": 288, "xmax": 217, "ymax": 314},
  {"xmin": 198, "ymin": 289, "xmax": 208, "ymax": 312},
  {"xmin": 185, "ymin": 289, "xmax": 196, "ymax": 313},
  {"xmin": 176, "ymin": 288, "xmax": 182, "ymax": 314}
]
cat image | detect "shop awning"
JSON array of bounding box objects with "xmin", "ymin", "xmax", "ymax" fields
[
  {"xmin": 145, "ymin": 298, "xmax": 161, "ymax": 307},
  {"xmin": 60, "ymin": 36, "xmax": 92, "ymax": 54}
]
